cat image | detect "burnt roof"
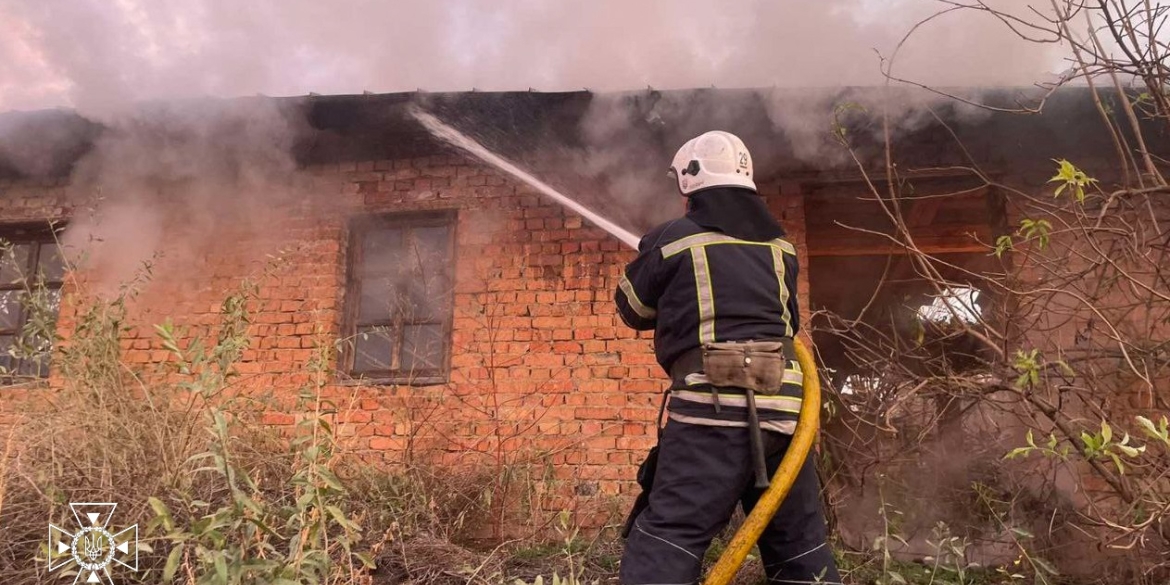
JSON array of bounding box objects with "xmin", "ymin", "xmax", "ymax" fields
[{"xmin": 0, "ymin": 87, "xmax": 1166, "ymax": 183}]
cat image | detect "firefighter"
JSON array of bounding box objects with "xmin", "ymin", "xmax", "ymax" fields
[{"xmin": 615, "ymin": 131, "xmax": 841, "ymax": 584}]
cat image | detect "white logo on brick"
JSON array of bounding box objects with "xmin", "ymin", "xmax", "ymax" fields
[{"xmin": 48, "ymin": 503, "xmax": 138, "ymax": 584}]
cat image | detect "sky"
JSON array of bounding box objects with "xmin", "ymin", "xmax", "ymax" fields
[
  {"xmin": 0, "ymin": 0, "xmax": 1082, "ymax": 297},
  {"xmin": 0, "ymin": 0, "xmax": 1068, "ymax": 117}
]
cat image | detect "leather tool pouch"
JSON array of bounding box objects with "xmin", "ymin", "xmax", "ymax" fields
[{"xmin": 701, "ymin": 340, "xmax": 788, "ymax": 396}]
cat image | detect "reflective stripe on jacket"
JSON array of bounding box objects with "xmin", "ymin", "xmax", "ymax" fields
[{"xmin": 614, "ymin": 216, "xmax": 803, "ymax": 425}]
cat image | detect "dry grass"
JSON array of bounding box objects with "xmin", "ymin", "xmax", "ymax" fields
[{"xmin": 0, "ymin": 263, "xmax": 626, "ymax": 585}]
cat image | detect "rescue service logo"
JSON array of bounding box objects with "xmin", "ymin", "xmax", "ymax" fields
[{"xmin": 48, "ymin": 503, "xmax": 138, "ymax": 584}]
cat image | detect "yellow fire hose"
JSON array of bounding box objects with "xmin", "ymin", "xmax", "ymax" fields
[
  {"xmin": 414, "ymin": 106, "xmax": 824, "ymax": 580},
  {"xmin": 702, "ymin": 337, "xmax": 822, "ymax": 585}
]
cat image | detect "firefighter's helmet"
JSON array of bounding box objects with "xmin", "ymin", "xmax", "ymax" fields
[{"xmin": 667, "ymin": 130, "xmax": 756, "ymax": 196}]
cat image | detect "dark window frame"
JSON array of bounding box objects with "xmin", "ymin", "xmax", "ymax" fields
[
  {"xmin": 340, "ymin": 210, "xmax": 457, "ymax": 386},
  {"xmin": 0, "ymin": 222, "xmax": 66, "ymax": 382}
]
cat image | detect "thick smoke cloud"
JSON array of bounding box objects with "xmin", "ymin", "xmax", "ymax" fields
[
  {"xmin": 0, "ymin": 0, "xmax": 1065, "ymax": 291},
  {"xmin": 0, "ymin": 0, "xmax": 1062, "ymax": 115},
  {"xmin": 57, "ymin": 98, "xmax": 332, "ymax": 294}
]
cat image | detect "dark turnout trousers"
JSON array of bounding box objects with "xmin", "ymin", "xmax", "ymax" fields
[{"xmin": 620, "ymin": 419, "xmax": 841, "ymax": 585}]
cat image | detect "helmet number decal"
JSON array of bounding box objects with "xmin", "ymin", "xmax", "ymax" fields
[{"xmin": 738, "ymin": 152, "xmax": 749, "ymax": 169}]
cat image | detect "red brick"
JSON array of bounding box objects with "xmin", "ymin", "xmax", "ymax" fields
[
  {"xmin": 0, "ymin": 156, "xmax": 822, "ymax": 538},
  {"xmin": 262, "ymin": 412, "xmax": 296, "ymax": 425},
  {"xmin": 576, "ymin": 406, "xmax": 620, "ymax": 420},
  {"xmin": 337, "ymin": 410, "xmax": 373, "ymax": 423},
  {"xmin": 369, "ymin": 437, "xmax": 404, "ymax": 450}
]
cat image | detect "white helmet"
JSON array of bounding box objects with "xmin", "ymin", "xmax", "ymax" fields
[{"xmin": 667, "ymin": 130, "xmax": 756, "ymax": 196}]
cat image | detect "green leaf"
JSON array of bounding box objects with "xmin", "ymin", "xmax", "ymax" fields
[
  {"xmin": 1010, "ymin": 527, "xmax": 1034, "ymax": 539},
  {"xmin": 1101, "ymin": 421, "xmax": 1113, "ymax": 444},
  {"xmin": 236, "ymin": 492, "xmax": 264, "ymax": 515},
  {"xmin": 1110, "ymin": 453, "xmax": 1125, "ymax": 474},
  {"xmin": 1116, "ymin": 443, "xmax": 1144, "ymax": 458},
  {"xmin": 243, "ymin": 516, "xmax": 282, "ymax": 540},
  {"xmin": 1135, "ymin": 415, "xmax": 1170, "ymax": 445},
  {"xmin": 1047, "ymin": 159, "xmax": 1096, "ymax": 202},
  {"xmin": 355, "ymin": 551, "xmax": 376, "ymax": 569},
  {"xmin": 163, "ymin": 545, "xmax": 183, "ymax": 582},
  {"xmin": 326, "ymin": 505, "xmax": 356, "ymax": 531},
  {"xmin": 1004, "ymin": 447, "xmax": 1031, "ymax": 460},
  {"xmin": 148, "ymin": 497, "xmax": 175, "ymax": 533},
  {"xmin": 316, "ymin": 468, "xmax": 346, "ymax": 493},
  {"xmin": 213, "ymin": 553, "xmax": 228, "ymax": 584},
  {"xmin": 1136, "ymin": 415, "xmax": 1159, "ymax": 435},
  {"xmin": 296, "ymin": 491, "xmax": 316, "ymax": 510},
  {"xmin": 994, "ymin": 235, "xmax": 1014, "ymax": 257},
  {"xmin": 147, "ymin": 496, "xmax": 170, "ymax": 517},
  {"xmin": 888, "ymin": 571, "xmax": 907, "ymax": 584}
]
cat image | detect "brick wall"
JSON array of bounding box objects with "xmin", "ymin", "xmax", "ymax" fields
[{"xmin": 0, "ymin": 154, "xmax": 811, "ymax": 530}]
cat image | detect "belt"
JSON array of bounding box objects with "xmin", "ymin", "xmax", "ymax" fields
[{"xmin": 668, "ymin": 337, "xmax": 796, "ymax": 386}]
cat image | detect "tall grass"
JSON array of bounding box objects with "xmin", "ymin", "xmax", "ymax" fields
[
  {"xmin": 0, "ymin": 257, "xmax": 383, "ymax": 584},
  {"xmin": 0, "ymin": 251, "xmax": 622, "ymax": 585}
]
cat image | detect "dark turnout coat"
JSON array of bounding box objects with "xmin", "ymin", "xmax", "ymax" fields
[
  {"xmin": 614, "ymin": 187, "xmax": 804, "ymax": 429},
  {"xmin": 613, "ymin": 187, "xmax": 841, "ymax": 584}
]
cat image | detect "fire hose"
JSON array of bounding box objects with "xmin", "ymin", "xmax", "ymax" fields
[
  {"xmin": 702, "ymin": 337, "xmax": 821, "ymax": 584},
  {"xmin": 409, "ymin": 107, "xmax": 824, "ymax": 583}
]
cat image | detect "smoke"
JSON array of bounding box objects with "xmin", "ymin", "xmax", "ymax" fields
[
  {"xmin": 59, "ymin": 98, "xmax": 332, "ymax": 297},
  {"xmin": 0, "ymin": 0, "xmax": 1069, "ymax": 291},
  {"xmin": 516, "ymin": 83, "xmax": 1005, "ymax": 233},
  {"xmin": 0, "ymin": 3, "xmax": 1083, "ymax": 552},
  {"xmin": 0, "ymin": 0, "xmax": 1064, "ymax": 115}
]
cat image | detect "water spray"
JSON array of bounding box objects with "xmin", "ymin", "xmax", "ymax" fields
[
  {"xmin": 411, "ymin": 105, "xmax": 820, "ymax": 585},
  {"xmin": 409, "ymin": 106, "xmax": 642, "ymax": 250}
]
